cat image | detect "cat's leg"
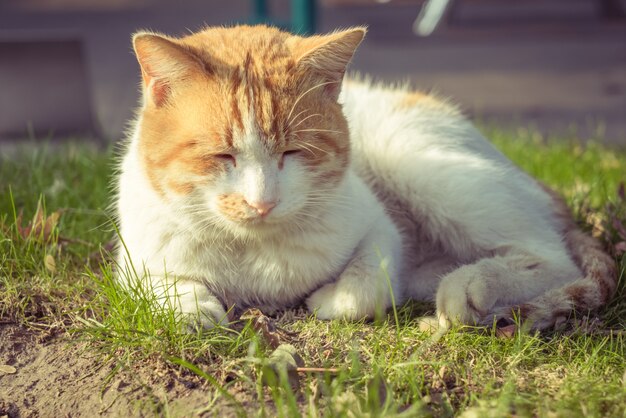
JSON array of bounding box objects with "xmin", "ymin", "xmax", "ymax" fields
[
  {"xmin": 404, "ymin": 255, "xmax": 459, "ymax": 301},
  {"xmin": 401, "ymin": 255, "xmax": 459, "ymax": 331},
  {"xmin": 306, "ymin": 219, "xmax": 403, "ymax": 320},
  {"xmin": 147, "ymin": 275, "xmax": 229, "ymax": 329},
  {"xmin": 435, "ymin": 247, "xmax": 581, "ymax": 328}
]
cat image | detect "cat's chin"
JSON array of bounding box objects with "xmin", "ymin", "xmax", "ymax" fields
[{"xmin": 225, "ymin": 217, "xmax": 285, "ymax": 236}]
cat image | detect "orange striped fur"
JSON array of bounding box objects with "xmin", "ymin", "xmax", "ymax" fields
[
  {"xmin": 132, "ymin": 25, "xmax": 362, "ymax": 217},
  {"xmin": 119, "ymin": 25, "xmax": 617, "ymax": 332}
]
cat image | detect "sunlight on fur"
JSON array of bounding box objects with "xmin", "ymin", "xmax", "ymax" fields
[{"xmin": 114, "ymin": 24, "xmax": 616, "ymax": 332}]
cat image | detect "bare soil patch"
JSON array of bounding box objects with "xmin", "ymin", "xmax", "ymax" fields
[{"xmin": 0, "ymin": 324, "xmax": 237, "ymax": 417}]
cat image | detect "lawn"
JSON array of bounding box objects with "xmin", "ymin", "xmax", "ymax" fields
[{"xmin": 0, "ymin": 128, "xmax": 625, "ymax": 417}]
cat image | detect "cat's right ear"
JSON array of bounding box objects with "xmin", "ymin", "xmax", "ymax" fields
[
  {"xmin": 290, "ymin": 27, "xmax": 366, "ymax": 100},
  {"xmin": 132, "ymin": 31, "xmax": 203, "ymax": 107}
]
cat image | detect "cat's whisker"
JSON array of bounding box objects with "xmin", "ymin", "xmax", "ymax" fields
[
  {"xmin": 294, "ymin": 128, "xmax": 344, "ymax": 135},
  {"xmin": 290, "ymin": 214, "xmax": 332, "ymax": 234},
  {"xmin": 305, "ymin": 191, "xmax": 351, "ymax": 199},
  {"xmin": 305, "ymin": 199, "xmax": 353, "ymax": 210},
  {"xmin": 305, "ymin": 192, "xmax": 352, "ymax": 201},
  {"xmin": 289, "ymin": 215, "xmax": 315, "ymax": 235},
  {"xmin": 183, "ymin": 221, "xmax": 220, "ymax": 239},
  {"xmin": 291, "ymin": 113, "xmax": 322, "ymax": 129},
  {"xmin": 299, "ymin": 141, "xmax": 331, "ymax": 156},
  {"xmin": 286, "ymin": 81, "xmax": 337, "ymax": 123},
  {"xmin": 285, "ymin": 108, "xmax": 310, "ymax": 130},
  {"xmin": 297, "ymin": 142, "xmax": 320, "ymax": 157}
]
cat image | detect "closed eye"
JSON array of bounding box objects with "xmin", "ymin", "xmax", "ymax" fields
[
  {"xmin": 214, "ymin": 153, "xmax": 236, "ymax": 166},
  {"xmin": 279, "ymin": 149, "xmax": 301, "ymax": 169},
  {"xmin": 282, "ymin": 150, "xmax": 302, "ymax": 157}
]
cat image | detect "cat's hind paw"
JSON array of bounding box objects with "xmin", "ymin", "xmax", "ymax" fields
[{"xmin": 436, "ymin": 267, "xmax": 497, "ymax": 327}]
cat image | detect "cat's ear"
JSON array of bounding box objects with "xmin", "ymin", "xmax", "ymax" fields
[
  {"xmin": 132, "ymin": 31, "xmax": 204, "ymax": 107},
  {"xmin": 291, "ymin": 27, "xmax": 366, "ymax": 98}
]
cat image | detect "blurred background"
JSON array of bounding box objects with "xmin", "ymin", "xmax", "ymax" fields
[{"xmin": 0, "ymin": 0, "xmax": 625, "ymax": 145}]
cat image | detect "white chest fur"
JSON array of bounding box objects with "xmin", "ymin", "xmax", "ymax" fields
[{"xmin": 117, "ymin": 138, "xmax": 394, "ymax": 312}]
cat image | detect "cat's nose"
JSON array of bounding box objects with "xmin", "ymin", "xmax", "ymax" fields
[{"xmin": 247, "ymin": 200, "xmax": 277, "ymax": 216}]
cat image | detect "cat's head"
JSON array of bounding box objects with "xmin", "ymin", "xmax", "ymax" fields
[{"xmin": 131, "ymin": 25, "xmax": 365, "ymax": 236}]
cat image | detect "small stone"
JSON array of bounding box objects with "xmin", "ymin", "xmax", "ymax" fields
[{"xmin": 0, "ymin": 365, "xmax": 17, "ymax": 375}]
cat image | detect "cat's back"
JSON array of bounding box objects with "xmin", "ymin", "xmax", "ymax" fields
[
  {"xmin": 340, "ymin": 78, "xmax": 507, "ymax": 164},
  {"xmin": 340, "ymin": 78, "xmax": 562, "ymax": 258}
]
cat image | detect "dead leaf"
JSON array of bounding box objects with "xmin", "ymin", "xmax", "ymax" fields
[
  {"xmin": 44, "ymin": 254, "xmax": 56, "ymax": 274},
  {"xmin": 438, "ymin": 365, "xmax": 447, "ymax": 380},
  {"xmin": 241, "ymin": 308, "xmax": 281, "ymax": 349},
  {"xmin": 615, "ymin": 242, "xmax": 626, "ymax": 255},
  {"xmin": 496, "ymin": 324, "xmax": 517, "ymax": 338},
  {"xmin": 16, "ymin": 201, "xmax": 62, "ymax": 242},
  {"xmin": 0, "ymin": 365, "xmax": 17, "ymax": 375}
]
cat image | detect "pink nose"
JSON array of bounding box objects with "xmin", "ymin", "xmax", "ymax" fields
[{"xmin": 247, "ymin": 200, "xmax": 276, "ymax": 216}]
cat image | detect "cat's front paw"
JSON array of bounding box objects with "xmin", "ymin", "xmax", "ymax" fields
[
  {"xmin": 306, "ymin": 282, "xmax": 363, "ymax": 320},
  {"xmin": 185, "ymin": 297, "xmax": 229, "ymax": 331},
  {"xmin": 436, "ymin": 268, "xmax": 497, "ymax": 328},
  {"xmin": 174, "ymin": 283, "xmax": 229, "ymax": 331}
]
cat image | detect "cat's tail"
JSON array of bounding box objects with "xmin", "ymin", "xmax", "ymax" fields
[{"xmin": 506, "ymin": 187, "xmax": 618, "ymax": 330}]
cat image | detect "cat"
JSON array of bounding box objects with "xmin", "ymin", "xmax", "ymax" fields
[{"xmin": 115, "ymin": 25, "xmax": 616, "ymax": 331}]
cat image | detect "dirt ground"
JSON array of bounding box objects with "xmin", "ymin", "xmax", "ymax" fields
[{"xmin": 0, "ymin": 324, "xmax": 239, "ymax": 417}]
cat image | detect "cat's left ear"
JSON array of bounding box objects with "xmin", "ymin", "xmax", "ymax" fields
[
  {"xmin": 291, "ymin": 27, "xmax": 366, "ymax": 99},
  {"xmin": 132, "ymin": 31, "xmax": 205, "ymax": 107}
]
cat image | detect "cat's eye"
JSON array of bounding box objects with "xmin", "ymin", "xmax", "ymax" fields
[
  {"xmin": 214, "ymin": 153, "xmax": 236, "ymax": 166},
  {"xmin": 278, "ymin": 149, "xmax": 301, "ymax": 169},
  {"xmin": 282, "ymin": 150, "xmax": 302, "ymax": 158}
]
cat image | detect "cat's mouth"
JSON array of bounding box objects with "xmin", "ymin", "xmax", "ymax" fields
[
  {"xmin": 230, "ymin": 214, "xmax": 278, "ymax": 228},
  {"xmin": 240, "ymin": 217, "xmax": 265, "ymax": 225},
  {"xmin": 226, "ymin": 218, "xmax": 290, "ymax": 237}
]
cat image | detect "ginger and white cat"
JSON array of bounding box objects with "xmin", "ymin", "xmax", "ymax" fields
[{"xmin": 116, "ymin": 25, "xmax": 616, "ymax": 331}]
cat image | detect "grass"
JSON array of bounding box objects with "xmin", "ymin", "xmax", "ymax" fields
[{"xmin": 1, "ymin": 129, "xmax": 625, "ymax": 417}]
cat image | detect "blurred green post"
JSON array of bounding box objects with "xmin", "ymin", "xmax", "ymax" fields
[
  {"xmin": 250, "ymin": 0, "xmax": 316, "ymax": 34},
  {"xmin": 291, "ymin": 0, "xmax": 316, "ymax": 34},
  {"xmin": 251, "ymin": 0, "xmax": 269, "ymax": 24}
]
